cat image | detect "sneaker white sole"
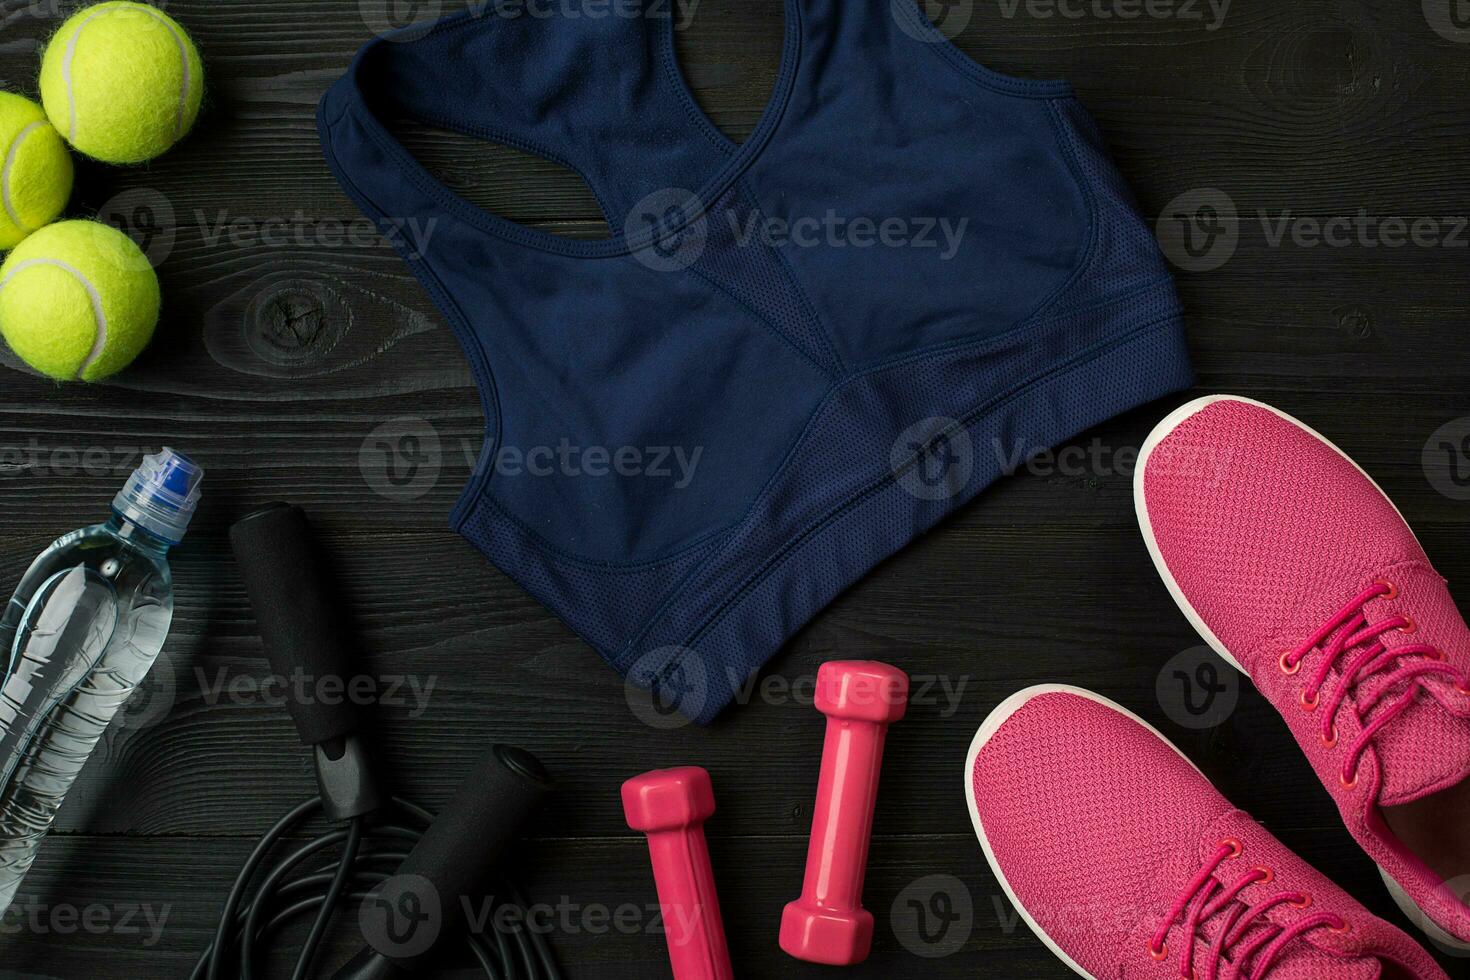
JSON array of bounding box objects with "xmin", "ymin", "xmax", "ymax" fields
[
  {"xmin": 963, "ymin": 684, "xmax": 1206, "ymax": 979},
  {"xmin": 1132, "ymin": 394, "xmax": 1464, "ymax": 951}
]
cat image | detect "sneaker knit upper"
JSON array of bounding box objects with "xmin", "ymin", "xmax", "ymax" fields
[
  {"xmin": 1138, "ymin": 396, "xmax": 1470, "ymax": 944},
  {"xmin": 968, "ymin": 689, "xmax": 1445, "ymax": 978}
]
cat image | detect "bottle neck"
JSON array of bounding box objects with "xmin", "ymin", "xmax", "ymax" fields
[{"xmin": 105, "ymin": 512, "xmax": 173, "ymax": 555}]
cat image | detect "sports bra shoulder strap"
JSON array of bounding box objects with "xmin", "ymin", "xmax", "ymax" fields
[{"xmin": 348, "ymin": 1, "xmax": 735, "ymax": 224}]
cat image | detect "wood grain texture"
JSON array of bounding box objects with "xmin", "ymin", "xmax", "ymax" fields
[{"xmin": 0, "ymin": 0, "xmax": 1467, "ymax": 976}]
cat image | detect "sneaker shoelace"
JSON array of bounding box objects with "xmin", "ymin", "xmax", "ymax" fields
[
  {"xmin": 1279, "ymin": 580, "xmax": 1470, "ymax": 790},
  {"xmin": 1149, "ymin": 839, "xmax": 1346, "ymax": 980}
]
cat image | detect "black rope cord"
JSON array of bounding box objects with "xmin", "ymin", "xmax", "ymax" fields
[{"xmin": 193, "ymin": 797, "xmax": 562, "ymax": 980}]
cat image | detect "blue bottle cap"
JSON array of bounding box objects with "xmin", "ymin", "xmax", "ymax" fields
[{"xmin": 112, "ymin": 448, "xmax": 204, "ymax": 545}]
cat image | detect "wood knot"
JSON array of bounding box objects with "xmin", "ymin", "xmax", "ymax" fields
[
  {"xmin": 246, "ymin": 280, "xmax": 347, "ymax": 366},
  {"xmin": 1334, "ymin": 305, "xmax": 1374, "ymax": 340}
]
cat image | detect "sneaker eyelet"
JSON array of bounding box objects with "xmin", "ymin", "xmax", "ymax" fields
[
  {"xmin": 1254, "ymin": 865, "xmax": 1275, "ymax": 885},
  {"xmin": 1280, "ymin": 652, "xmax": 1301, "ymax": 676},
  {"xmin": 1457, "ymin": 678, "xmax": 1470, "ymax": 697},
  {"xmin": 1148, "ymin": 941, "xmax": 1168, "ymax": 961},
  {"xmin": 1329, "ymin": 918, "xmax": 1351, "ymax": 935},
  {"xmin": 1340, "ymin": 769, "xmax": 1360, "ymax": 790},
  {"xmin": 1221, "ymin": 838, "xmax": 1243, "ymax": 859},
  {"xmin": 1299, "ymin": 689, "xmax": 1319, "ymax": 712},
  {"xmin": 1320, "ymin": 726, "xmax": 1338, "ymax": 748},
  {"xmin": 1289, "ymin": 893, "xmax": 1313, "ymax": 910},
  {"xmin": 1398, "ymin": 618, "xmax": 1418, "ymax": 635},
  {"xmin": 1376, "ymin": 580, "xmax": 1399, "ymax": 601}
]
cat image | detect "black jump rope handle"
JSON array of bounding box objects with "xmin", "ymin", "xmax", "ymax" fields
[
  {"xmin": 335, "ymin": 746, "xmax": 554, "ymax": 980},
  {"xmin": 230, "ymin": 502, "xmax": 382, "ymax": 820},
  {"xmin": 230, "ymin": 503, "xmax": 555, "ymax": 977}
]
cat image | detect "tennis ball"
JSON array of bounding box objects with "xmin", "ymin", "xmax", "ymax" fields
[
  {"xmin": 0, "ymin": 92, "xmax": 73, "ymax": 251},
  {"xmin": 0, "ymin": 220, "xmax": 160, "ymax": 381},
  {"xmin": 39, "ymin": 2, "xmax": 204, "ymax": 165}
]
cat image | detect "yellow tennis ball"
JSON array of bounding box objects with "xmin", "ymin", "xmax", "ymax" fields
[
  {"xmin": 39, "ymin": 2, "xmax": 204, "ymax": 165},
  {"xmin": 0, "ymin": 92, "xmax": 73, "ymax": 251},
  {"xmin": 0, "ymin": 220, "xmax": 160, "ymax": 381}
]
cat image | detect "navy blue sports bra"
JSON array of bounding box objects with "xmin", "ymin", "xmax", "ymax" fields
[{"xmin": 319, "ymin": 0, "xmax": 1193, "ymax": 723}]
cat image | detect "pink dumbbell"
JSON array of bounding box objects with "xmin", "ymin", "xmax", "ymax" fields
[
  {"xmin": 779, "ymin": 660, "xmax": 909, "ymax": 965},
  {"xmin": 622, "ymin": 766, "xmax": 734, "ymax": 980}
]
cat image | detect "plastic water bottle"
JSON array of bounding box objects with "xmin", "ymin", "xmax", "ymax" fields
[{"xmin": 0, "ymin": 449, "xmax": 202, "ymax": 914}]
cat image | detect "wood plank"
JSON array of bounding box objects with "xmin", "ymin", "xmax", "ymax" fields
[
  {"xmin": 14, "ymin": 524, "xmax": 1466, "ymax": 839},
  {"xmin": 0, "ymin": 831, "xmax": 1448, "ymax": 979},
  {"xmin": 0, "ymin": 0, "xmax": 1466, "ymax": 976}
]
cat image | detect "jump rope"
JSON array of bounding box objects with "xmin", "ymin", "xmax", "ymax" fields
[
  {"xmin": 202, "ymin": 503, "xmax": 909, "ymax": 980},
  {"xmin": 194, "ymin": 503, "xmax": 564, "ymax": 980}
]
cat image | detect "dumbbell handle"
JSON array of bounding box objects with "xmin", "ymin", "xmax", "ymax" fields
[
  {"xmin": 623, "ymin": 768, "xmax": 733, "ymax": 980},
  {"xmin": 803, "ymin": 718, "xmax": 888, "ymax": 902},
  {"xmin": 780, "ymin": 661, "xmax": 908, "ymax": 966}
]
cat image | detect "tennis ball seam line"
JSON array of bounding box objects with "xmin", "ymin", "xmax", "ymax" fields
[
  {"xmin": 59, "ymin": 6, "xmax": 110, "ymax": 142},
  {"xmin": 135, "ymin": 3, "xmax": 195, "ymax": 139},
  {"xmin": 63, "ymin": 3, "xmax": 195, "ymax": 143},
  {"xmin": 0, "ymin": 257, "xmax": 109, "ymax": 380},
  {"xmin": 1, "ymin": 121, "xmax": 47, "ymax": 234}
]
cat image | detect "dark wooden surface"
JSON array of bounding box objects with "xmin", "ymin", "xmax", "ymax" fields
[{"xmin": 0, "ymin": 0, "xmax": 1468, "ymax": 976}]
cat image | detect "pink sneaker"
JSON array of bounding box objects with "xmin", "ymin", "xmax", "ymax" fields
[
  {"xmin": 1137, "ymin": 395, "xmax": 1470, "ymax": 951},
  {"xmin": 965, "ymin": 685, "xmax": 1448, "ymax": 979}
]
